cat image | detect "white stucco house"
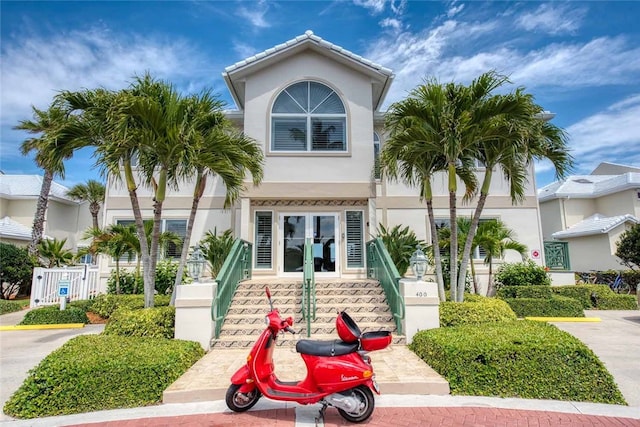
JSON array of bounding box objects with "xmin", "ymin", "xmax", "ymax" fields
[
  {"xmin": 0, "ymin": 173, "xmax": 93, "ymax": 250},
  {"xmin": 538, "ymin": 162, "xmax": 640, "ymax": 272},
  {"xmin": 101, "ymin": 31, "xmax": 548, "ymax": 294}
]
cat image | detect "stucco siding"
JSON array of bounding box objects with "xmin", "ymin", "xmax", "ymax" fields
[
  {"xmin": 567, "ymin": 233, "xmax": 622, "ymax": 272},
  {"xmin": 540, "ymin": 200, "xmax": 563, "ymax": 240},
  {"xmin": 595, "ymin": 190, "xmax": 637, "ymax": 218},
  {"xmin": 563, "ymin": 198, "xmax": 596, "ymax": 227}
]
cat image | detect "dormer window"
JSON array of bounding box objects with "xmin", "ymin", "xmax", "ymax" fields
[{"xmin": 271, "ymin": 81, "xmax": 346, "ymax": 152}]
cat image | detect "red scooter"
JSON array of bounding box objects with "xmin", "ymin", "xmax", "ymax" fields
[{"xmin": 225, "ymin": 287, "xmax": 392, "ymax": 423}]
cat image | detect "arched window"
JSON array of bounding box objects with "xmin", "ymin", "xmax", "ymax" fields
[{"xmin": 271, "ymin": 81, "xmax": 346, "ymax": 152}]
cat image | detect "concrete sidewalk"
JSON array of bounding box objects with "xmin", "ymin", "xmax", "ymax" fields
[{"xmin": 1, "ymin": 308, "xmax": 639, "ymax": 426}]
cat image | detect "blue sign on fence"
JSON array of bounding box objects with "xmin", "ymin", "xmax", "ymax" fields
[{"xmin": 58, "ymin": 280, "xmax": 70, "ymax": 297}]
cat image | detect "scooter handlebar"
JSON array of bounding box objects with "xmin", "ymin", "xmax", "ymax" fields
[{"xmin": 284, "ymin": 326, "xmax": 296, "ymax": 334}]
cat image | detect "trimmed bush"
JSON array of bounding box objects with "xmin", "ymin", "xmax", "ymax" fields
[
  {"xmin": 19, "ymin": 306, "xmax": 89, "ymax": 325},
  {"xmin": 440, "ymin": 297, "xmax": 516, "ymax": 327},
  {"xmin": 68, "ymin": 299, "xmax": 95, "ymax": 313},
  {"xmin": 0, "ymin": 299, "xmax": 29, "ymax": 315},
  {"xmin": 107, "ymin": 269, "xmax": 143, "ymax": 295},
  {"xmin": 91, "ymin": 294, "xmax": 170, "ymax": 319},
  {"xmin": 552, "ymin": 285, "xmax": 610, "ymax": 309},
  {"xmin": 597, "ymin": 293, "xmax": 638, "ymax": 310},
  {"xmin": 495, "ymin": 260, "xmax": 551, "ymax": 288},
  {"xmin": 3, "ymin": 335, "xmax": 204, "ymax": 419},
  {"xmin": 503, "ymin": 296, "xmax": 584, "ymax": 318},
  {"xmin": 496, "ymin": 285, "xmax": 553, "ymax": 299},
  {"xmin": 409, "ymin": 321, "xmax": 625, "ymax": 404},
  {"xmin": 104, "ymin": 306, "xmax": 176, "ymax": 339}
]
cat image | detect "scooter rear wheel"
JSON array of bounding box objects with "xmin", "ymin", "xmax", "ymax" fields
[
  {"xmin": 337, "ymin": 385, "xmax": 375, "ymax": 423},
  {"xmin": 225, "ymin": 383, "xmax": 261, "ymax": 412}
]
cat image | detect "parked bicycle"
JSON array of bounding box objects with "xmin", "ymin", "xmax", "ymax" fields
[
  {"xmin": 576, "ymin": 271, "xmax": 597, "ymax": 285},
  {"xmin": 608, "ymin": 273, "xmax": 631, "ymax": 294}
]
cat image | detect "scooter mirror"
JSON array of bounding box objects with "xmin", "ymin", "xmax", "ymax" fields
[{"xmin": 266, "ymin": 287, "xmax": 271, "ymax": 299}]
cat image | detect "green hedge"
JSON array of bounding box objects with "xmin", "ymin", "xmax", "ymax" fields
[
  {"xmin": 496, "ymin": 285, "xmax": 553, "ymax": 299},
  {"xmin": 3, "ymin": 335, "xmax": 204, "ymax": 419},
  {"xmin": 0, "ymin": 299, "xmax": 29, "ymax": 315},
  {"xmin": 503, "ymin": 296, "xmax": 584, "ymax": 318},
  {"xmin": 19, "ymin": 306, "xmax": 89, "ymax": 325},
  {"xmin": 440, "ymin": 297, "xmax": 516, "ymax": 327},
  {"xmin": 68, "ymin": 299, "xmax": 96, "ymax": 313},
  {"xmin": 495, "ymin": 260, "xmax": 551, "ymax": 288},
  {"xmin": 597, "ymin": 293, "xmax": 638, "ymax": 310},
  {"xmin": 104, "ymin": 306, "xmax": 176, "ymax": 339},
  {"xmin": 409, "ymin": 321, "xmax": 625, "ymax": 404},
  {"xmin": 91, "ymin": 294, "xmax": 170, "ymax": 318}
]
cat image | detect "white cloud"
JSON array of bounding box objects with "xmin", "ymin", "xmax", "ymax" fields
[
  {"xmin": 353, "ymin": 0, "xmax": 406, "ymax": 15},
  {"xmin": 516, "ymin": 3, "xmax": 585, "ymax": 35},
  {"xmin": 564, "ymin": 94, "xmax": 640, "ymax": 173},
  {"xmin": 380, "ymin": 18, "xmax": 403, "ymax": 32},
  {"xmin": 447, "ymin": 3, "xmax": 464, "ymax": 18},
  {"xmin": 233, "ymin": 41, "xmax": 258, "ymax": 60},
  {"xmin": 236, "ymin": 1, "xmax": 271, "ymax": 29},
  {"xmin": 0, "ymin": 28, "xmax": 211, "ymax": 126}
]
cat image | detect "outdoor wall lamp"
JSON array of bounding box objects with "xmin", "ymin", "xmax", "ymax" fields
[
  {"xmin": 410, "ymin": 246, "xmax": 428, "ymax": 281},
  {"xmin": 187, "ymin": 245, "xmax": 205, "ymax": 282}
]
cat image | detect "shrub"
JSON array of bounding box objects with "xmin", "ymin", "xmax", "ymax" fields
[
  {"xmin": 494, "ymin": 260, "xmax": 551, "ymax": 288},
  {"xmin": 552, "ymin": 285, "xmax": 610, "ymax": 309},
  {"xmin": 104, "ymin": 306, "xmax": 176, "ymax": 339},
  {"xmin": 440, "ymin": 297, "xmax": 516, "ymax": 327},
  {"xmin": 200, "ymin": 228, "xmax": 235, "ymax": 279},
  {"xmin": 68, "ymin": 299, "xmax": 95, "ymax": 313},
  {"xmin": 154, "ymin": 260, "xmax": 182, "ymax": 295},
  {"xmin": 3, "ymin": 335, "xmax": 204, "ymax": 418},
  {"xmin": 106, "ymin": 269, "xmax": 143, "ymax": 294},
  {"xmin": 409, "ymin": 321, "xmax": 625, "ymax": 404},
  {"xmin": 375, "ymin": 224, "xmax": 427, "ymax": 277},
  {"xmin": 496, "ymin": 285, "xmax": 553, "ymax": 299},
  {"xmin": 503, "ymin": 296, "xmax": 584, "ymax": 318},
  {"xmin": 0, "ymin": 299, "xmax": 29, "ymax": 315},
  {"xmin": 91, "ymin": 294, "xmax": 170, "ymax": 319},
  {"xmin": 19, "ymin": 306, "xmax": 89, "ymax": 325},
  {"xmin": 596, "ymin": 293, "xmax": 638, "ymax": 310},
  {"xmin": 0, "ymin": 242, "xmax": 36, "ymax": 299}
]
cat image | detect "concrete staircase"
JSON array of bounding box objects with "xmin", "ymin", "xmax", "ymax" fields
[{"xmin": 211, "ymin": 279, "xmax": 405, "ymax": 348}]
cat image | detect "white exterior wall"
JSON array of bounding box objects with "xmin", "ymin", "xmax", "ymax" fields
[
  {"xmin": 595, "ymin": 190, "xmax": 639, "ymax": 218},
  {"xmin": 567, "ymin": 233, "xmax": 623, "ymax": 272},
  {"xmin": 539, "ymin": 199, "xmax": 563, "ymax": 240},
  {"xmin": 243, "ymin": 51, "xmax": 374, "ymax": 185}
]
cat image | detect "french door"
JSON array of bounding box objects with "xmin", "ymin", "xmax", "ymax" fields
[{"xmin": 280, "ymin": 213, "xmax": 339, "ymax": 277}]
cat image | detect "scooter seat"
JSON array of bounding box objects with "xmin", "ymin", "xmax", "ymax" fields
[{"xmin": 296, "ymin": 339, "xmax": 360, "ymax": 357}]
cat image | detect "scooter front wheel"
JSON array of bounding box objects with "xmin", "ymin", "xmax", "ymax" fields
[
  {"xmin": 337, "ymin": 385, "xmax": 375, "ymax": 423},
  {"xmin": 225, "ymin": 383, "xmax": 261, "ymax": 412}
]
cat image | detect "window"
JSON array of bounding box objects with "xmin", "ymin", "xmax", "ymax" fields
[
  {"xmin": 255, "ymin": 212, "xmax": 273, "ymax": 269},
  {"xmin": 271, "ymin": 81, "xmax": 346, "ymax": 152},
  {"xmin": 432, "ymin": 218, "xmax": 488, "ymax": 260},
  {"xmin": 346, "ymin": 211, "xmax": 364, "ymax": 268},
  {"xmin": 374, "ymin": 132, "xmax": 381, "ymax": 180},
  {"xmin": 115, "ymin": 219, "xmax": 186, "ymax": 261}
]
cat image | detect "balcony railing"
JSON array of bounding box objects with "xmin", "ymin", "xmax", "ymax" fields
[{"xmin": 544, "ymin": 241, "xmax": 571, "ymax": 271}]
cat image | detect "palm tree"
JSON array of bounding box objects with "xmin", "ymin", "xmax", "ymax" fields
[
  {"xmin": 15, "ymin": 104, "xmax": 80, "ymax": 257},
  {"xmin": 456, "ymin": 81, "xmax": 573, "ymax": 301},
  {"xmin": 37, "ymin": 238, "xmax": 74, "ymax": 268},
  {"xmin": 66, "ymin": 180, "xmax": 106, "ymax": 231},
  {"xmin": 474, "ymin": 219, "xmax": 528, "ymax": 296},
  {"xmin": 382, "ymin": 80, "xmax": 478, "ymax": 301},
  {"xmin": 170, "ymin": 91, "xmax": 264, "ymax": 305}
]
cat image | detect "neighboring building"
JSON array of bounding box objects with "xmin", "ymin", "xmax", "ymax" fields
[
  {"xmin": 0, "ymin": 174, "xmax": 93, "ymax": 251},
  {"xmin": 101, "ymin": 31, "xmax": 548, "ymax": 294},
  {"xmin": 538, "ymin": 162, "xmax": 640, "ymax": 272}
]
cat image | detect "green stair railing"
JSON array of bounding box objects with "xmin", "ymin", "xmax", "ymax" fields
[
  {"xmin": 366, "ymin": 237, "xmax": 404, "ymax": 334},
  {"xmin": 302, "ymin": 238, "xmax": 316, "ymax": 337},
  {"xmin": 213, "ymin": 239, "xmax": 252, "ymax": 339}
]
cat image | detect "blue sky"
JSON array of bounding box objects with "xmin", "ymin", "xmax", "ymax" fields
[{"xmin": 1, "ymin": 1, "xmax": 639, "ymax": 189}]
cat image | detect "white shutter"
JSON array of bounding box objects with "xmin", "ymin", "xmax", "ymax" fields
[
  {"xmin": 255, "ymin": 212, "xmax": 272, "ymax": 268},
  {"xmin": 346, "ymin": 211, "xmax": 364, "ymax": 268}
]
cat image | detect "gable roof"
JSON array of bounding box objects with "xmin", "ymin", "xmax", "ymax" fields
[
  {"xmin": 0, "ymin": 174, "xmax": 75, "ymax": 204},
  {"xmin": 552, "ymin": 213, "xmax": 639, "ymax": 239},
  {"xmin": 538, "ymin": 172, "xmax": 640, "ymax": 202},
  {"xmin": 223, "ymin": 30, "xmax": 394, "ymax": 111}
]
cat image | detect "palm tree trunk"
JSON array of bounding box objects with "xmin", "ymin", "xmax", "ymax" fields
[
  {"xmin": 426, "ymin": 198, "xmax": 446, "ymax": 301},
  {"xmin": 170, "ymin": 172, "xmax": 206, "ymax": 306},
  {"xmin": 458, "ymin": 169, "xmax": 492, "ymax": 302},
  {"xmin": 470, "ymin": 257, "xmax": 478, "ymax": 294},
  {"xmin": 448, "ymin": 163, "xmax": 459, "ymax": 301},
  {"xmin": 487, "ymin": 258, "xmax": 495, "ymax": 296},
  {"xmin": 29, "ymin": 170, "xmax": 53, "ymax": 257},
  {"xmin": 90, "ymin": 202, "xmax": 100, "ymax": 230},
  {"xmin": 124, "ymin": 160, "xmax": 153, "ymax": 307},
  {"xmin": 149, "ymin": 199, "xmax": 163, "ymax": 307}
]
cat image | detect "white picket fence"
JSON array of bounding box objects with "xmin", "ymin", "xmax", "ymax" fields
[{"xmin": 30, "ymin": 265, "xmax": 103, "ymax": 308}]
